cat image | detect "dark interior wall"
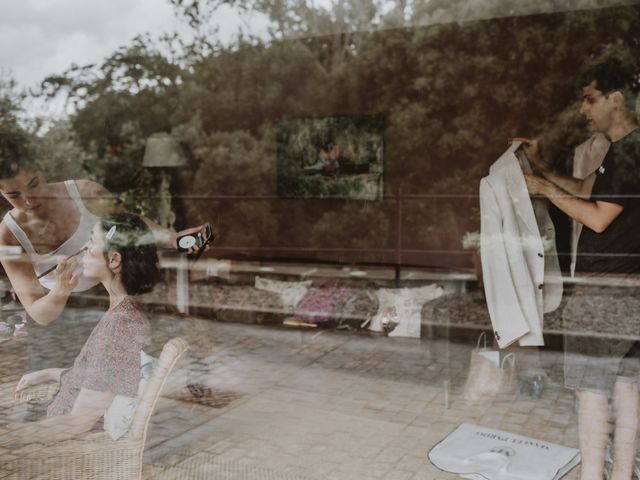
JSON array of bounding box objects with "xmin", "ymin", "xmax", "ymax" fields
[{"xmin": 175, "ymin": 4, "xmax": 640, "ymax": 270}]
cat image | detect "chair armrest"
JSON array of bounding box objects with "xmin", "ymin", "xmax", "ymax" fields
[{"xmin": 17, "ymin": 382, "xmax": 59, "ymax": 403}]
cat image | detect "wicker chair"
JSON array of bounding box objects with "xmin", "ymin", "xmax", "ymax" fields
[{"xmin": 0, "ymin": 337, "xmax": 188, "ymax": 480}]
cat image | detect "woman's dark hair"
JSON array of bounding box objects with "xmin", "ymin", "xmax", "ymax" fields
[
  {"xmin": 100, "ymin": 213, "xmax": 161, "ymax": 295},
  {"xmin": 0, "ymin": 124, "xmax": 37, "ymax": 180}
]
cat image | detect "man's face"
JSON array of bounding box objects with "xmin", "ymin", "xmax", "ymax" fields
[{"xmin": 579, "ymin": 80, "xmax": 616, "ymax": 134}]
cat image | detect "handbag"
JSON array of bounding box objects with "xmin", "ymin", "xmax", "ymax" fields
[
  {"xmin": 428, "ymin": 423, "xmax": 580, "ymax": 480},
  {"xmin": 463, "ymin": 332, "xmax": 515, "ymax": 404}
]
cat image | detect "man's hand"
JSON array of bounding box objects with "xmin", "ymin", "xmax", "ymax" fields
[
  {"xmin": 524, "ymin": 174, "xmax": 551, "ymax": 196},
  {"xmin": 512, "ymin": 137, "xmax": 549, "ymax": 175}
]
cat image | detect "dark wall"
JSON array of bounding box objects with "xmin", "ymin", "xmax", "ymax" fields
[{"xmin": 169, "ymin": 5, "xmax": 639, "ymax": 269}]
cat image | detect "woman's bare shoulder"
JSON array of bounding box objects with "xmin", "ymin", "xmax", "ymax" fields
[
  {"xmin": 74, "ymin": 179, "xmax": 111, "ymax": 197},
  {"xmin": 0, "ymin": 217, "xmax": 20, "ymax": 247},
  {"xmin": 74, "ymin": 180, "xmax": 121, "ymax": 215}
]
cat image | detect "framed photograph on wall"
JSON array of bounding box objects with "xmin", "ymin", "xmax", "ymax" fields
[{"xmin": 277, "ymin": 114, "xmax": 385, "ymax": 200}]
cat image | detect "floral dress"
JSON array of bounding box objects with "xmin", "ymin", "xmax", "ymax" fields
[{"xmin": 47, "ymin": 297, "xmax": 151, "ymax": 417}]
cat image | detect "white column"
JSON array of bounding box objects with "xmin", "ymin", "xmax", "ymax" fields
[{"xmin": 176, "ymin": 254, "xmax": 189, "ymax": 314}]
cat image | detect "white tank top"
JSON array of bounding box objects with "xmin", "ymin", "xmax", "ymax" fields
[{"xmin": 2, "ymin": 180, "xmax": 100, "ymax": 291}]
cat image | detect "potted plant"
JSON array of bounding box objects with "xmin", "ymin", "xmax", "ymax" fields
[{"xmin": 462, "ymin": 231, "xmax": 482, "ymax": 288}]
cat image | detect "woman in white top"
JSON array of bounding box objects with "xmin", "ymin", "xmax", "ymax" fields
[{"xmin": 0, "ymin": 125, "xmax": 203, "ymax": 326}]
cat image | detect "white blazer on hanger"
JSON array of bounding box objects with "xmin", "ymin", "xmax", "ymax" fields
[{"xmin": 480, "ymin": 142, "xmax": 563, "ymax": 348}]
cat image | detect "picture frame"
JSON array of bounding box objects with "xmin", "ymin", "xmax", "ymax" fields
[{"xmin": 277, "ymin": 114, "xmax": 385, "ymax": 200}]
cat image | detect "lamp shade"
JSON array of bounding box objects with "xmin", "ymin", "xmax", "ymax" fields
[{"xmin": 143, "ymin": 133, "xmax": 186, "ymax": 168}]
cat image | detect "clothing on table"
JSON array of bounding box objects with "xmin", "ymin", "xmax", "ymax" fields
[
  {"xmin": 479, "ymin": 141, "xmax": 563, "ymax": 348},
  {"xmin": 47, "ymin": 297, "xmax": 150, "ymax": 417},
  {"xmin": 2, "ymin": 180, "xmax": 100, "ymax": 292},
  {"xmin": 569, "ymin": 134, "xmax": 610, "ymax": 277},
  {"xmin": 576, "ymin": 128, "xmax": 640, "ymax": 275},
  {"xmin": 294, "ymin": 279, "xmax": 352, "ymax": 324}
]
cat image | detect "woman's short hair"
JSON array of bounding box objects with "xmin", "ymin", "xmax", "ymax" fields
[
  {"xmin": 100, "ymin": 213, "xmax": 161, "ymax": 295},
  {"xmin": 0, "ymin": 124, "xmax": 37, "ymax": 180}
]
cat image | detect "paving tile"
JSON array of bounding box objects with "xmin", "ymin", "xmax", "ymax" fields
[
  {"xmin": 383, "ymin": 470, "xmax": 415, "ymax": 480},
  {"xmin": 0, "ymin": 306, "xmax": 595, "ymax": 479}
]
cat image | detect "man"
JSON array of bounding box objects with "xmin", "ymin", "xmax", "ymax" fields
[{"xmin": 523, "ymin": 59, "xmax": 640, "ymax": 480}]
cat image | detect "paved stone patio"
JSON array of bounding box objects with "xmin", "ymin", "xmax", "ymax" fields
[{"xmin": 0, "ymin": 301, "xmax": 583, "ymax": 479}]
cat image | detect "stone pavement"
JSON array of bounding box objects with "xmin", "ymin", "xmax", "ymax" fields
[{"xmin": 1, "ymin": 307, "xmax": 581, "ymax": 479}]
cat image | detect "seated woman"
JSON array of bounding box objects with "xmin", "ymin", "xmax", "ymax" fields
[{"xmin": 1, "ymin": 212, "xmax": 161, "ymax": 446}]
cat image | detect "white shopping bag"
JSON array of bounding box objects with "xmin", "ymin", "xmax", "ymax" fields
[
  {"xmin": 428, "ymin": 423, "xmax": 580, "ymax": 480},
  {"xmin": 463, "ymin": 333, "xmax": 516, "ymax": 405}
]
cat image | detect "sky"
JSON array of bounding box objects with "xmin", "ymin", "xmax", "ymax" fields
[
  {"xmin": 1, "ymin": 0, "xmax": 634, "ymax": 119},
  {"xmin": 0, "ymin": 0, "xmax": 269, "ymax": 118}
]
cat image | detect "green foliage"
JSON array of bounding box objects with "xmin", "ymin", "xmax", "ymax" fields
[
  {"xmin": 0, "ymin": 75, "xmax": 38, "ymax": 182},
  {"xmin": 0, "ymin": 76, "xmax": 25, "ymax": 127},
  {"xmin": 32, "ymin": 121, "xmax": 90, "ymax": 181},
  {"xmin": 169, "ymin": 0, "xmax": 388, "ymax": 37},
  {"xmin": 279, "ymin": 174, "xmax": 366, "ymax": 199}
]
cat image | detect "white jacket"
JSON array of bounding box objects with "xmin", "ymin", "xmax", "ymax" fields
[{"xmin": 480, "ymin": 142, "xmax": 563, "ymax": 348}]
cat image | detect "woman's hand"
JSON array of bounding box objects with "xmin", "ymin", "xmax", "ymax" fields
[
  {"xmin": 15, "ymin": 371, "xmax": 46, "ymax": 398},
  {"xmin": 53, "ymin": 256, "xmax": 79, "ymax": 295},
  {"xmin": 174, "ymin": 224, "xmax": 213, "ymax": 256}
]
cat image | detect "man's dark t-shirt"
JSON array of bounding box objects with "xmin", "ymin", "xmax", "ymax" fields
[{"xmin": 577, "ymin": 128, "xmax": 640, "ymax": 275}]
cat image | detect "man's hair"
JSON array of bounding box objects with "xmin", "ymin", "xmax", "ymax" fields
[
  {"xmin": 0, "ymin": 124, "xmax": 36, "ymax": 180},
  {"xmin": 578, "ymin": 59, "xmax": 640, "ymax": 116},
  {"xmin": 100, "ymin": 213, "xmax": 161, "ymax": 295}
]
